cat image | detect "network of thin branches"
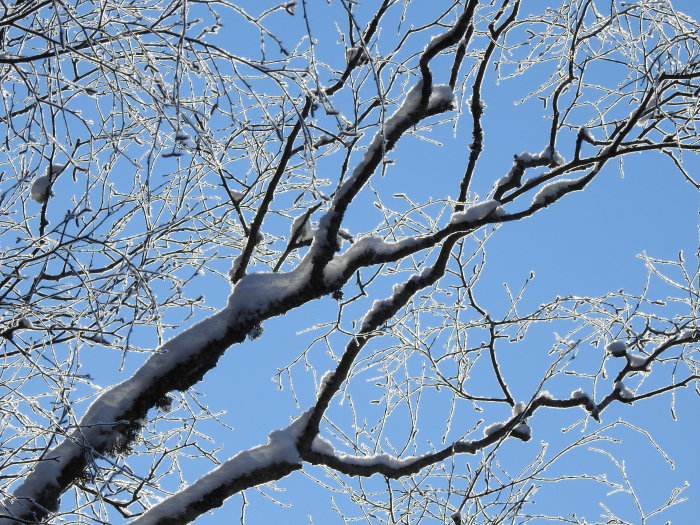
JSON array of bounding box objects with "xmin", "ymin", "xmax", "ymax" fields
[{"xmin": 0, "ymin": 0, "xmax": 698, "ymax": 523}]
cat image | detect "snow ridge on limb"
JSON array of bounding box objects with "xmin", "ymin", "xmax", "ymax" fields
[
  {"xmin": 328, "ymin": 82, "xmax": 455, "ymax": 210},
  {"xmin": 130, "ymin": 415, "xmax": 311, "ymax": 525},
  {"xmin": 531, "ymin": 177, "xmax": 584, "ymax": 207},
  {"xmin": 493, "ymin": 146, "xmax": 566, "ymax": 202},
  {"xmin": 450, "ymin": 199, "xmax": 503, "ymax": 224},
  {"xmin": 308, "ymin": 81, "xmax": 455, "ymax": 284},
  {"xmin": 320, "ymin": 199, "xmax": 507, "ymax": 290}
]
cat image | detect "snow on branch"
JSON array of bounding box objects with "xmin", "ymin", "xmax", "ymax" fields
[
  {"xmin": 493, "ymin": 146, "xmax": 565, "ymax": 201},
  {"xmin": 131, "ymin": 415, "xmax": 309, "ymax": 525},
  {"xmin": 449, "ymin": 199, "xmax": 503, "ymax": 224},
  {"xmin": 319, "ymin": 200, "xmax": 505, "ymax": 290},
  {"xmin": 308, "ymin": 81, "xmax": 456, "ymax": 281},
  {"xmin": 2, "ymin": 263, "xmax": 325, "ymax": 521},
  {"xmin": 517, "ymin": 146, "xmax": 565, "ymax": 166},
  {"xmin": 330, "ymin": 83, "xmax": 455, "ymax": 208},
  {"xmin": 531, "ymin": 175, "xmax": 587, "ymax": 207}
]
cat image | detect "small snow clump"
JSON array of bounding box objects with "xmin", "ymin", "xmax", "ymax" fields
[
  {"xmin": 605, "ymin": 340, "xmax": 627, "ymax": 357},
  {"xmin": 30, "ymin": 175, "xmax": 52, "ymax": 203},
  {"xmin": 615, "ymin": 381, "xmax": 634, "ymax": 400}
]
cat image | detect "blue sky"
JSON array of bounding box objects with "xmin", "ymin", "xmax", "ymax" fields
[
  {"xmin": 9, "ymin": 0, "xmax": 693, "ymax": 522},
  {"xmin": 166, "ymin": 1, "xmax": 700, "ymax": 523}
]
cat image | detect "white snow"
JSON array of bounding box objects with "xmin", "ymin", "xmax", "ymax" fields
[
  {"xmin": 290, "ymin": 214, "xmax": 314, "ymax": 243},
  {"xmin": 537, "ymin": 390, "xmax": 554, "ymax": 401},
  {"xmin": 88, "ymin": 333, "xmax": 108, "ymax": 344},
  {"xmin": 345, "ymin": 46, "xmax": 368, "ymax": 63},
  {"xmin": 531, "ymin": 177, "xmax": 582, "ymax": 206},
  {"xmin": 30, "ymin": 175, "xmax": 52, "ymax": 203},
  {"xmin": 450, "ymin": 199, "xmax": 501, "ymax": 224},
  {"xmin": 678, "ymin": 328, "xmax": 697, "ymax": 340},
  {"xmin": 18, "ymin": 318, "xmax": 33, "ymax": 329},
  {"xmin": 483, "ymin": 422, "xmax": 505, "ymax": 437},
  {"xmin": 359, "ymin": 266, "xmax": 433, "ymax": 331},
  {"xmin": 3, "ymin": 261, "xmax": 320, "ymax": 521},
  {"xmin": 133, "ymin": 407, "xmax": 445, "ymax": 525},
  {"xmin": 227, "ymin": 265, "xmax": 311, "ymax": 313},
  {"xmin": 230, "ymin": 190, "xmax": 245, "ymax": 203},
  {"xmin": 310, "ymin": 433, "xmax": 335, "ymax": 456},
  {"xmin": 626, "ymin": 353, "xmax": 648, "ymax": 369},
  {"xmin": 310, "ymin": 438, "xmax": 433, "ymax": 470},
  {"xmin": 467, "ymin": 96, "xmax": 487, "ymax": 110},
  {"xmin": 316, "ymin": 134, "xmax": 333, "ymax": 146},
  {"xmin": 228, "ymin": 255, "xmax": 244, "ymax": 280},
  {"xmin": 615, "ymin": 381, "xmax": 635, "ymax": 400},
  {"xmin": 30, "ymin": 165, "xmax": 67, "ymax": 202},
  {"xmin": 571, "ymin": 388, "xmax": 589, "ymax": 400},
  {"xmin": 317, "ymin": 370, "xmax": 334, "ymax": 398},
  {"xmin": 580, "ymin": 127, "xmax": 594, "ymax": 141},
  {"xmin": 605, "ymin": 340, "xmax": 627, "ymax": 357},
  {"xmin": 322, "ymin": 234, "xmax": 422, "ymax": 286},
  {"xmin": 512, "ymin": 401, "xmax": 527, "ymax": 417},
  {"xmin": 494, "ymin": 169, "xmax": 516, "ymax": 191},
  {"xmin": 635, "ymin": 94, "xmax": 659, "ymax": 126},
  {"xmin": 50, "ymin": 163, "xmax": 66, "ymax": 175},
  {"xmin": 338, "ymin": 228, "xmax": 354, "ymax": 243},
  {"xmin": 516, "ymin": 145, "xmax": 565, "ymax": 166}
]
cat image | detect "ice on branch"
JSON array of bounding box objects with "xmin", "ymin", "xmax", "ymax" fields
[
  {"xmin": 532, "ymin": 177, "xmax": 583, "ymax": 207},
  {"xmin": 450, "ymin": 199, "xmax": 502, "ymax": 224},
  {"xmin": 605, "ymin": 340, "xmax": 627, "ymax": 357}
]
